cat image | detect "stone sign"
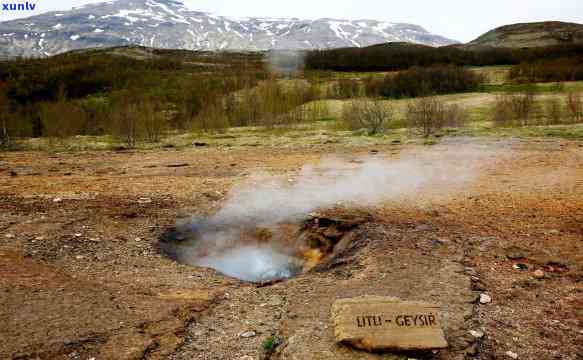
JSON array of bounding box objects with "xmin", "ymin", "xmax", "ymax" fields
[{"xmin": 331, "ymin": 296, "xmax": 448, "ymax": 351}]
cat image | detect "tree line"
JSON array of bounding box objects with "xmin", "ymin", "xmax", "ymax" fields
[
  {"xmin": 508, "ymin": 57, "xmax": 583, "ymax": 83},
  {"xmin": 305, "ymin": 43, "xmax": 583, "ymax": 72}
]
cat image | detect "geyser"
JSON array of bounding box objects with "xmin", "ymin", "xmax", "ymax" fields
[{"xmin": 160, "ymin": 143, "xmax": 503, "ymax": 283}]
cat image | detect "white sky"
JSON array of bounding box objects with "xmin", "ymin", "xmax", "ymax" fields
[{"xmin": 0, "ymin": 0, "xmax": 582, "ymax": 42}]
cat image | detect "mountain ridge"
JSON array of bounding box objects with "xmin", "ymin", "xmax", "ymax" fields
[
  {"xmin": 463, "ymin": 21, "xmax": 583, "ymax": 49},
  {"xmin": 0, "ymin": 0, "xmax": 457, "ymax": 57}
]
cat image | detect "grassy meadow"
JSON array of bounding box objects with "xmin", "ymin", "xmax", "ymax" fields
[{"xmin": 1, "ymin": 46, "xmax": 583, "ymax": 152}]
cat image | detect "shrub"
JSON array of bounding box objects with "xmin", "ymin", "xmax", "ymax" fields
[
  {"xmin": 262, "ymin": 335, "xmax": 284, "ymax": 353},
  {"xmin": 38, "ymin": 99, "xmax": 87, "ymax": 140},
  {"xmin": 493, "ymin": 95, "xmax": 514, "ymax": 127},
  {"xmin": 0, "ymin": 82, "xmax": 9, "ymax": 148},
  {"xmin": 406, "ymin": 97, "xmax": 440, "ymax": 137},
  {"xmin": 78, "ymin": 97, "xmax": 110, "ymax": 135},
  {"xmin": 492, "ymin": 93, "xmax": 536, "ymax": 127},
  {"xmin": 342, "ymin": 99, "xmax": 392, "ymax": 135},
  {"xmin": 510, "ymin": 93, "xmax": 535, "ymax": 126},
  {"xmin": 193, "ymin": 99, "xmax": 229, "ymax": 132},
  {"xmin": 304, "ymin": 100, "xmax": 330, "ymax": 122},
  {"xmin": 107, "ymin": 91, "xmax": 165, "ymax": 148},
  {"xmin": 566, "ymin": 92, "xmax": 583, "ymax": 123},
  {"xmin": 368, "ymin": 65, "xmax": 483, "ymax": 99},
  {"xmin": 405, "ymin": 97, "xmax": 465, "ymax": 137},
  {"xmin": 442, "ymin": 104, "xmax": 467, "ymax": 128},
  {"xmin": 110, "ymin": 102, "xmax": 139, "ymax": 148},
  {"xmin": 141, "ymin": 99, "xmax": 166, "ymax": 142},
  {"xmin": 545, "ymin": 97, "xmax": 563, "ymax": 125},
  {"xmin": 219, "ymin": 79, "xmax": 319, "ymax": 129},
  {"xmin": 328, "ymin": 79, "xmax": 362, "ymax": 99}
]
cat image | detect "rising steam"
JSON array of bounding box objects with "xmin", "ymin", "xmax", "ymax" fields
[
  {"xmin": 267, "ymin": 50, "xmax": 306, "ymax": 76},
  {"xmin": 169, "ymin": 142, "xmax": 504, "ymax": 282}
]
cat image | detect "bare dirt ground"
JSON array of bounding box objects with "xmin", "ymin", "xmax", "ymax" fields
[{"xmin": 1, "ymin": 138, "xmax": 582, "ymax": 360}]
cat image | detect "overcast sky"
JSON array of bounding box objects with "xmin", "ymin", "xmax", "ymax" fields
[{"xmin": 1, "ymin": 0, "xmax": 582, "ymax": 42}]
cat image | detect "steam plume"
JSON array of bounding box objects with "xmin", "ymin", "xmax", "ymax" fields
[
  {"xmin": 214, "ymin": 143, "xmax": 500, "ymax": 226},
  {"xmin": 267, "ymin": 50, "xmax": 306, "ymax": 76}
]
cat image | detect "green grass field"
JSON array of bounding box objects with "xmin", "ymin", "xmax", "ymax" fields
[{"xmin": 5, "ymin": 65, "xmax": 583, "ymax": 153}]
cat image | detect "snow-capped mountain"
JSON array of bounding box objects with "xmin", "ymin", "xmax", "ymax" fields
[{"xmin": 0, "ymin": 0, "xmax": 457, "ymax": 57}]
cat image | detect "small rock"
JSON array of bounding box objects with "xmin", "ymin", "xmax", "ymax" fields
[
  {"xmin": 137, "ymin": 197, "xmax": 152, "ymax": 204},
  {"xmin": 465, "ymin": 343, "xmax": 479, "ymax": 356},
  {"xmin": 533, "ymin": 270, "xmax": 545, "ymax": 279},
  {"xmin": 74, "ymin": 233, "xmax": 82, "ymax": 237},
  {"xmin": 513, "ymin": 263, "xmax": 528, "ymax": 271},
  {"xmin": 469, "ymin": 330, "xmax": 485, "ymax": 339},
  {"xmin": 479, "ymin": 294, "xmax": 492, "ymax": 304},
  {"xmin": 267, "ymin": 295, "xmax": 284, "ymax": 307},
  {"xmin": 53, "ymin": 198, "xmax": 63, "ymax": 203},
  {"xmin": 75, "ymin": 255, "xmax": 85, "ymax": 260},
  {"xmin": 239, "ymin": 356, "xmax": 254, "ymax": 360},
  {"xmin": 204, "ymin": 191, "xmax": 223, "ymax": 201},
  {"xmin": 505, "ymin": 351, "xmax": 519, "ymax": 359},
  {"xmin": 432, "ymin": 238, "xmax": 450, "ymax": 246},
  {"xmin": 239, "ymin": 331, "xmax": 257, "ymax": 338},
  {"xmin": 472, "ymin": 281, "xmax": 486, "ymax": 292},
  {"xmin": 4, "ymin": 234, "xmax": 14, "ymax": 239},
  {"xmin": 465, "ymin": 267, "xmax": 479, "ymax": 277}
]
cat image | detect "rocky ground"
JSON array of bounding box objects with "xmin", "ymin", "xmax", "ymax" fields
[{"xmin": 0, "ymin": 137, "xmax": 582, "ymax": 360}]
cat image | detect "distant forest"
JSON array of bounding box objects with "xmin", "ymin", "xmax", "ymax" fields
[
  {"xmin": 304, "ymin": 43, "xmax": 583, "ymax": 72},
  {"xmin": 0, "ymin": 48, "xmax": 270, "ymax": 142}
]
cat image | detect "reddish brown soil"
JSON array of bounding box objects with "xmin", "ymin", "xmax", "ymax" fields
[{"xmin": 0, "ymin": 138, "xmax": 581, "ymax": 360}]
